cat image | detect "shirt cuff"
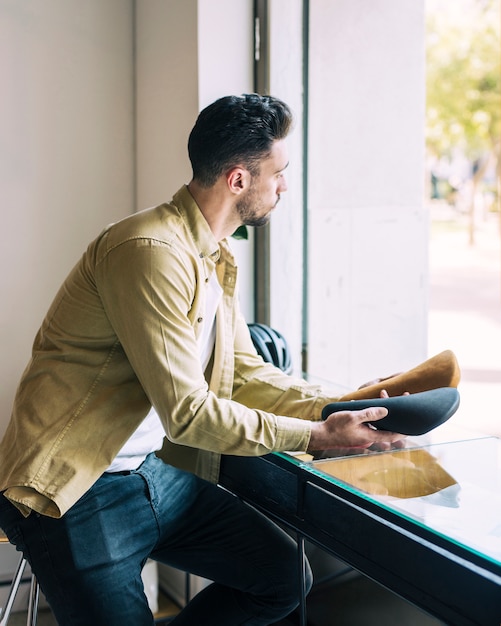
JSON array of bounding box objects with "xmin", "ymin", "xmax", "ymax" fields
[{"xmin": 274, "ymin": 415, "xmax": 312, "ymax": 453}]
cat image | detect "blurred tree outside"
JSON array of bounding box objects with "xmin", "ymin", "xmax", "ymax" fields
[{"xmin": 426, "ymin": 0, "xmax": 501, "ymax": 245}]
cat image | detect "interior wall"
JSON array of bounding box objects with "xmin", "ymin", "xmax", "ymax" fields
[
  {"xmin": 0, "ymin": 0, "xmax": 135, "ymax": 591},
  {"xmin": 0, "ymin": 0, "xmax": 135, "ymax": 440},
  {"xmin": 306, "ymin": 0, "xmax": 427, "ymax": 390},
  {"xmin": 134, "ymin": 0, "xmax": 198, "ymax": 210},
  {"xmin": 135, "ymin": 0, "xmax": 255, "ymax": 320}
]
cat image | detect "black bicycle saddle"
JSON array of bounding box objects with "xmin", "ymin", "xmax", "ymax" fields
[{"xmin": 321, "ymin": 387, "xmax": 460, "ymax": 436}]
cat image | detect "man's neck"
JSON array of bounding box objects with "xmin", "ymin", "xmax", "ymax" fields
[{"xmin": 187, "ymin": 180, "xmax": 241, "ymax": 241}]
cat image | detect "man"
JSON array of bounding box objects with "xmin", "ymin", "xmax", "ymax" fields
[{"xmin": 0, "ymin": 94, "xmax": 401, "ymax": 625}]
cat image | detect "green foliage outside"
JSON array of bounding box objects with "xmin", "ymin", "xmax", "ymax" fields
[{"xmin": 426, "ymin": 0, "xmax": 500, "ymax": 221}]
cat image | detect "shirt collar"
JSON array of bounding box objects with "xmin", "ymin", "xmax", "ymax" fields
[{"xmin": 172, "ymin": 185, "xmax": 220, "ymax": 261}]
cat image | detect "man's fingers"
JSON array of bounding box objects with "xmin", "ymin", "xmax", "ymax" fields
[
  {"xmin": 359, "ymin": 407, "xmax": 406, "ymax": 443},
  {"xmin": 359, "ymin": 406, "xmax": 388, "ymax": 422}
]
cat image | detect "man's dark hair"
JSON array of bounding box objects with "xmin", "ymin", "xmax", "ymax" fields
[{"xmin": 188, "ymin": 94, "xmax": 293, "ymax": 187}]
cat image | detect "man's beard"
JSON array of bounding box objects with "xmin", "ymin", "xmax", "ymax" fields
[{"xmin": 235, "ymin": 185, "xmax": 279, "ymax": 228}]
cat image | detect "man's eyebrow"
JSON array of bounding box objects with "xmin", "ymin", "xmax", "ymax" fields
[{"xmin": 276, "ymin": 161, "xmax": 289, "ymax": 173}]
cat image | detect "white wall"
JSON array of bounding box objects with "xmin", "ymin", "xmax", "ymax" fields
[
  {"xmin": 306, "ymin": 0, "xmax": 427, "ymax": 389},
  {"xmin": 0, "ymin": 0, "xmax": 135, "ymax": 439},
  {"xmin": 0, "ymin": 0, "xmax": 135, "ymax": 599},
  {"xmin": 135, "ymin": 0, "xmax": 255, "ymax": 320},
  {"xmin": 134, "ymin": 0, "xmax": 198, "ymax": 209}
]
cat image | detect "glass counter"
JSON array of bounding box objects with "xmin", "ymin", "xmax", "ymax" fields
[
  {"xmin": 220, "ymin": 420, "xmax": 501, "ymax": 624},
  {"xmin": 300, "ymin": 433, "xmax": 501, "ymax": 567}
]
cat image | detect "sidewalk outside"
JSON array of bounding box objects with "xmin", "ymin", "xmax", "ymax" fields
[{"xmin": 428, "ymin": 202, "xmax": 501, "ymax": 438}]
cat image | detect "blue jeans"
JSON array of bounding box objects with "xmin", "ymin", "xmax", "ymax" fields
[{"xmin": 0, "ymin": 453, "xmax": 312, "ymax": 625}]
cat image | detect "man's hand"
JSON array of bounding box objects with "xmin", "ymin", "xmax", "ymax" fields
[{"xmin": 307, "ymin": 388, "xmax": 406, "ymax": 452}]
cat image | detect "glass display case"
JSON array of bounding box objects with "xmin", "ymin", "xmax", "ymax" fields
[{"xmin": 220, "ymin": 422, "xmax": 501, "ymax": 625}]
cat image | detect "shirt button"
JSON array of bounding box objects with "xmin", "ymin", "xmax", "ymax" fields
[{"xmin": 197, "ymin": 317, "xmax": 203, "ymax": 323}]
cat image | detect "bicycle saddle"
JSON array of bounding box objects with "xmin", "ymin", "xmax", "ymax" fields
[{"xmin": 321, "ymin": 387, "xmax": 460, "ymax": 436}]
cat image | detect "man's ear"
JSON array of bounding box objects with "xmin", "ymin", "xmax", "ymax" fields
[{"xmin": 226, "ymin": 167, "xmax": 250, "ymax": 195}]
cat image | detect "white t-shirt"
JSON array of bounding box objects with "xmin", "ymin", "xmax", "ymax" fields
[{"xmin": 106, "ymin": 273, "xmax": 223, "ymax": 472}]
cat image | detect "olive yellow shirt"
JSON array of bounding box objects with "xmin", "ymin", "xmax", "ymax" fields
[{"xmin": 0, "ymin": 186, "xmax": 331, "ymax": 519}]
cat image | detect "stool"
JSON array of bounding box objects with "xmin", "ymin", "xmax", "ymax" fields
[{"xmin": 0, "ymin": 531, "xmax": 39, "ymax": 626}]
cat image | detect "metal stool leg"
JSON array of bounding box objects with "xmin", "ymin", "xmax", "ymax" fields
[
  {"xmin": 0, "ymin": 554, "xmax": 28, "ymax": 626},
  {"xmin": 297, "ymin": 534, "xmax": 308, "ymax": 626},
  {"xmin": 26, "ymin": 574, "xmax": 39, "ymax": 626}
]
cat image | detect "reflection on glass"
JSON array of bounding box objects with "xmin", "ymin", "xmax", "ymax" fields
[
  {"xmin": 313, "ymin": 448, "xmax": 458, "ymax": 501},
  {"xmin": 289, "ymin": 436, "xmax": 501, "ymax": 566}
]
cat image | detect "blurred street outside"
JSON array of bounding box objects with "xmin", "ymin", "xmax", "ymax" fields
[{"xmin": 428, "ymin": 201, "xmax": 501, "ymax": 438}]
